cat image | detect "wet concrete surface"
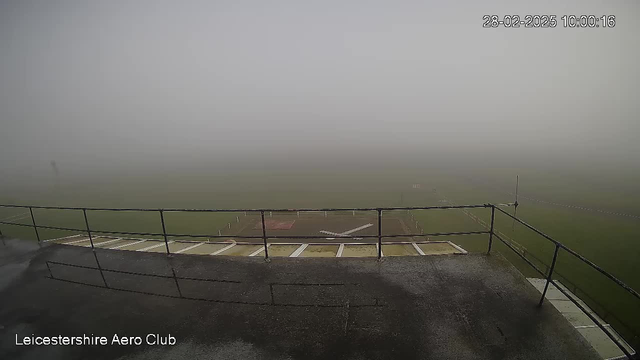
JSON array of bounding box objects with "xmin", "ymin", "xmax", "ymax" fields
[{"xmin": 0, "ymin": 238, "xmax": 599, "ymax": 360}]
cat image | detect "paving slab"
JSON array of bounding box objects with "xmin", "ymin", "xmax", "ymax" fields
[
  {"xmin": 418, "ymin": 242, "xmax": 461, "ymax": 255},
  {"xmin": 144, "ymin": 241, "xmax": 197, "ymax": 253},
  {"xmin": 342, "ymin": 244, "xmax": 377, "ymax": 257},
  {"xmin": 180, "ymin": 242, "xmax": 230, "ymax": 255},
  {"xmin": 98, "ymin": 239, "xmax": 138, "ymax": 249},
  {"xmin": 117, "ymin": 240, "xmax": 159, "ymax": 251},
  {"xmin": 299, "ymin": 244, "xmax": 339, "ymax": 257},
  {"xmin": 216, "ymin": 244, "xmax": 263, "ymax": 256},
  {"xmin": 265, "ymin": 244, "xmax": 299, "ymax": 257},
  {"xmin": 527, "ymin": 278, "xmax": 635, "ymax": 360},
  {"xmin": 382, "ymin": 244, "xmax": 419, "ymax": 256}
]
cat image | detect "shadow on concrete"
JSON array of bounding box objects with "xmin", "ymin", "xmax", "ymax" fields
[{"xmin": 0, "ymin": 238, "xmax": 600, "ymax": 360}]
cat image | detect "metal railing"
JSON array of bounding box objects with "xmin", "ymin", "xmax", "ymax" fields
[
  {"xmin": 0, "ymin": 203, "xmax": 493, "ymax": 259},
  {"xmin": 0, "ymin": 202, "xmax": 638, "ymax": 358},
  {"xmin": 491, "ymin": 206, "xmax": 638, "ymax": 359}
]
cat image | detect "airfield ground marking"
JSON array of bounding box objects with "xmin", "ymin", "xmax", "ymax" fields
[
  {"xmin": 319, "ymin": 223, "xmax": 372, "ymax": 240},
  {"xmin": 336, "ymin": 244, "xmax": 345, "ymax": 257},
  {"xmin": 341, "ymin": 223, "xmax": 373, "ymax": 235},
  {"xmin": 0, "ymin": 212, "xmax": 30, "ymax": 222},
  {"xmin": 447, "ymin": 241, "xmax": 469, "ymax": 255},
  {"xmin": 319, "ymin": 231, "xmax": 363, "ymax": 240},
  {"xmin": 138, "ymin": 241, "xmax": 174, "ymax": 252},
  {"xmin": 175, "ymin": 242, "xmax": 205, "ymax": 254},
  {"xmin": 249, "ymin": 244, "xmax": 270, "ymax": 257},
  {"xmin": 210, "ymin": 243, "xmax": 236, "ymax": 255},
  {"xmin": 412, "ymin": 242, "xmax": 426, "ymax": 256},
  {"xmin": 44, "ymin": 234, "xmax": 83, "ymax": 243},
  {"xmin": 290, "ymin": 244, "xmax": 309, "ymax": 257},
  {"xmin": 111, "ymin": 240, "xmax": 146, "ymax": 249},
  {"xmin": 63, "ymin": 237, "xmax": 94, "ymax": 245},
  {"xmin": 376, "ymin": 243, "xmax": 384, "ymax": 257},
  {"xmin": 90, "ymin": 238, "xmax": 122, "ymax": 247}
]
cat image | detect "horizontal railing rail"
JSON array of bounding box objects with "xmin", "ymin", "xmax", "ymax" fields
[
  {"xmin": 493, "ymin": 206, "xmax": 637, "ymax": 359},
  {"xmin": 0, "ymin": 203, "xmax": 494, "ymax": 212}
]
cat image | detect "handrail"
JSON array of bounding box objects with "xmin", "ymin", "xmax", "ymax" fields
[
  {"xmin": 495, "ymin": 206, "xmax": 640, "ymax": 302},
  {"xmin": 0, "ymin": 203, "xmax": 498, "ymax": 212}
]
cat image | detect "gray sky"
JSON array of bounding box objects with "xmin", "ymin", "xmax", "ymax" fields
[{"xmin": 0, "ymin": 0, "xmax": 638, "ymax": 179}]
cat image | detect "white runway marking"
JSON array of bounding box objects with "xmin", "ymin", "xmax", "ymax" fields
[
  {"xmin": 138, "ymin": 241, "xmax": 173, "ymax": 252},
  {"xmin": 175, "ymin": 242, "xmax": 205, "ymax": 254},
  {"xmin": 210, "ymin": 243, "xmax": 236, "ymax": 255},
  {"xmin": 447, "ymin": 241, "xmax": 468, "ymax": 254},
  {"xmin": 111, "ymin": 240, "xmax": 146, "ymax": 249},
  {"xmin": 91, "ymin": 238, "xmax": 122, "ymax": 247},
  {"xmin": 336, "ymin": 244, "xmax": 345, "ymax": 257},
  {"xmin": 63, "ymin": 237, "xmax": 92, "ymax": 245},
  {"xmin": 376, "ymin": 243, "xmax": 384, "ymax": 257},
  {"xmin": 44, "ymin": 234, "xmax": 83, "ymax": 243},
  {"xmin": 0, "ymin": 212, "xmax": 30, "ymax": 222},
  {"xmin": 249, "ymin": 244, "xmax": 270, "ymax": 257},
  {"xmin": 319, "ymin": 231, "xmax": 362, "ymax": 240},
  {"xmin": 290, "ymin": 244, "xmax": 309, "ymax": 257},
  {"xmin": 319, "ymin": 223, "xmax": 372, "ymax": 240},
  {"xmin": 412, "ymin": 242, "xmax": 426, "ymax": 256}
]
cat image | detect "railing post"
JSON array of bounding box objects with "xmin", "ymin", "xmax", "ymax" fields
[
  {"xmin": 539, "ymin": 244, "xmax": 560, "ymax": 307},
  {"xmin": 488, "ymin": 205, "xmax": 496, "ymax": 254},
  {"xmin": 82, "ymin": 209, "xmax": 95, "ymax": 250},
  {"xmin": 29, "ymin": 207, "xmax": 41, "ymax": 243},
  {"xmin": 261, "ymin": 210, "xmax": 269, "ymax": 261},
  {"xmin": 159, "ymin": 210, "xmax": 170, "ymax": 255},
  {"xmin": 92, "ymin": 251, "xmax": 108, "ymax": 287},
  {"xmin": 377, "ymin": 209, "xmax": 382, "ymax": 260}
]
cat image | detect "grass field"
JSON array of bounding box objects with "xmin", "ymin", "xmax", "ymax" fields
[{"xmin": 1, "ymin": 165, "xmax": 639, "ymax": 349}]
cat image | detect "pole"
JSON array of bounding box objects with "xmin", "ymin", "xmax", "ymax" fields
[
  {"xmin": 159, "ymin": 210, "xmax": 170, "ymax": 255},
  {"xmin": 539, "ymin": 244, "xmax": 560, "ymax": 307},
  {"xmin": 261, "ymin": 210, "xmax": 269, "ymax": 261},
  {"xmin": 488, "ymin": 205, "xmax": 496, "ymax": 254},
  {"xmin": 82, "ymin": 209, "xmax": 94, "ymax": 250},
  {"xmin": 377, "ymin": 209, "xmax": 382, "ymax": 260},
  {"xmin": 29, "ymin": 207, "xmax": 41, "ymax": 243}
]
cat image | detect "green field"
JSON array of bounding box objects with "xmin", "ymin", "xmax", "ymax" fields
[{"xmin": 1, "ymin": 165, "xmax": 639, "ymax": 349}]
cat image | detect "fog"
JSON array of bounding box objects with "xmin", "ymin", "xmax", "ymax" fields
[{"xmin": 1, "ymin": 0, "xmax": 639, "ymax": 193}]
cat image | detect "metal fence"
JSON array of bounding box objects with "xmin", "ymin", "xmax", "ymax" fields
[{"xmin": 0, "ymin": 202, "xmax": 638, "ymax": 358}]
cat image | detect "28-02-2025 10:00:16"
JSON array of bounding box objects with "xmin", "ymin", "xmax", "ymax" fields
[{"xmin": 483, "ymin": 15, "xmax": 616, "ymax": 28}]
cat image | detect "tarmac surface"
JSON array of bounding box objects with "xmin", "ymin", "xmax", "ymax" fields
[{"xmin": 0, "ymin": 238, "xmax": 600, "ymax": 360}]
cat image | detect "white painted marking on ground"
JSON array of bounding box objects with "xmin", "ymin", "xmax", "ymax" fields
[
  {"xmin": 336, "ymin": 244, "xmax": 345, "ymax": 257},
  {"xmin": 290, "ymin": 244, "xmax": 309, "ymax": 257},
  {"xmin": 376, "ymin": 243, "xmax": 384, "ymax": 257},
  {"xmin": 575, "ymin": 324, "xmax": 611, "ymax": 329},
  {"xmin": 0, "ymin": 212, "xmax": 30, "ymax": 222},
  {"xmin": 412, "ymin": 242, "xmax": 426, "ymax": 256},
  {"xmin": 138, "ymin": 241, "xmax": 173, "ymax": 252},
  {"xmin": 447, "ymin": 241, "xmax": 468, "ymax": 254},
  {"xmin": 44, "ymin": 234, "xmax": 83, "ymax": 243},
  {"xmin": 319, "ymin": 223, "xmax": 371, "ymax": 239},
  {"xmin": 63, "ymin": 237, "xmax": 92, "ymax": 245},
  {"xmin": 249, "ymin": 244, "xmax": 270, "ymax": 257},
  {"xmin": 175, "ymin": 242, "xmax": 205, "ymax": 254},
  {"xmin": 91, "ymin": 238, "xmax": 122, "ymax": 247},
  {"xmin": 341, "ymin": 223, "xmax": 373, "ymax": 235},
  {"xmin": 111, "ymin": 240, "xmax": 146, "ymax": 249},
  {"xmin": 210, "ymin": 243, "xmax": 236, "ymax": 255},
  {"xmin": 319, "ymin": 230, "xmax": 363, "ymax": 240}
]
